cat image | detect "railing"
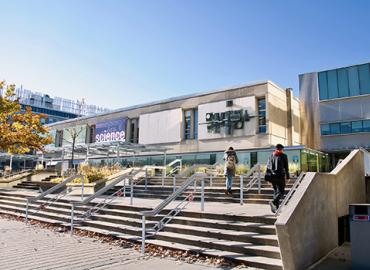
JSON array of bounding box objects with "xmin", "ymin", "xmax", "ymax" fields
[
  {"xmin": 25, "ymin": 174, "xmax": 82, "ymax": 223},
  {"xmin": 239, "ymin": 164, "xmax": 261, "ymax": 205},
  {"xmin": 2, "ymin": 169, "xmax": 34, "ymax": 179},
  {"xmin": 166, "ymin": 159, "xmax": 182, "ymax": 177},
  {"xmin": 275, "ymin": 172, "xmax": 306, "ymax": 216},
  {"xmin": 70, "ymin": 171, "xmax": 133, "ymax": 235},
  {"xmin": 140, "ymin": 172, "xmax": 207, "ymax": 254}
]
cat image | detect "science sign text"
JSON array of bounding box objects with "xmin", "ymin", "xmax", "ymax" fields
[{"xmin": 95, "ymin": 118, "xmax": 126, "ymax": 143}]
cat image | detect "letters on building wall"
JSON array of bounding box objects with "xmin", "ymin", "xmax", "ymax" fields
[{"xmin": 205, "ymin": 109, "xmax": 253, "ymax": 135}]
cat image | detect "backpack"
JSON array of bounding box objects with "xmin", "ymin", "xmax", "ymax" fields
[
  {"xmin": 265, "ymin": 154, "xmax": 284, "ymax": 182},
  {"xmin": 226, "ymin": 155, "xmax": 236, "ymax": 170}
]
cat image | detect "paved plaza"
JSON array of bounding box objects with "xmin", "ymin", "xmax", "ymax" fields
[{"xmin": 0, "ymin": 218, "xmax": 244, "ymax": 270}]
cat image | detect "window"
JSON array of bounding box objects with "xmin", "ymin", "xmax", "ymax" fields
[
  {"xmin": 327, "ymin": 70, "xmax": 339, "ymax": 99},
  {"xmin": 364, "ymin": 120, "xmax": 370, "ymax": 132},
  {"xmin": 184, "ymin": 110, "xmax": 192, "ymax": 139},
  {"xmin": 359, "ymin": 64, "xmax": 370, "ymax": 95},
  {"xmin": 257, "ymin": 98, "xmax": 267, "ymax": 133},
  {"xmin": 330, "ymin": 123, "xmax": 340, "ymax": 134},
  {"xmin": 352, "ymin": 121, "xmax": 363, "ymax": 133},
  {"xmin": 340, "ymin": 122, "xmax": 351, "ymax": 134},
  {"xmin": 337, "ymin": 68, "xmax": 349, "ymax": 98},
  {"xmin": 348, "ymin": 66, "xmax": 360, "ymax": 96},
  {"xmin": 193, "ymin": 109, "xmax": 198, "ymax": 139},
  {"xmin": 318, "ymin": 63, "xmax": 370, "ymax": 100},
  {"xmin": 318, "ymin": 72, "xmax": 328, "ymax": 100},
  {"xmin": 183, "ymin": 109, "xmax": 198, "ymax": 140},
  {"xmin": 321, "ymin": 119, "xmax": 370, "ymax": 135},
  {"xmin": 320, "ymin": 124, "xmax": 330, "ymax": 135}
]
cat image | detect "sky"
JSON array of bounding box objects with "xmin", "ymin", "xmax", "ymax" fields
[{"xmin": 0, "ymin": 0, "xmax": 369, "ymax": 109}]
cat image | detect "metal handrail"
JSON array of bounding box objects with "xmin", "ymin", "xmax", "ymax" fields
[
  {"xmin": 140, "ymin": 172, "xmax": 207, "ymax": 254},
  {"xmin": 239, "ymin": 164, "xmax": 261, "ymax": 205},
  {"xmin": 275, "ymin": 172, "xmax": 306, "ymax": 216},
  {"xmin": 2, "ymin": 169, "xmax": 34, "ymax": 179},
  {"xmin": 70, "ymin": 168, "xmax": 150, "ymax": 234},
  {"xmin": 25, "ymin": 174, "xmax": 81, "ymax": 223}
]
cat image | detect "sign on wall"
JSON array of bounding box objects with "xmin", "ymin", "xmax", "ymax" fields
[
  {"xmin": 205, "ymin": 109, "xmax": 254, "ymax": 135},
  {"xmin": 95, "ymin": 118, "xmax": 126, "ymax": 143}
]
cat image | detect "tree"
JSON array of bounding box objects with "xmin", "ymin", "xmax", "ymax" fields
[
  {"xmin": 63, "ymin": 126, "xmax": 85, "ymax": 168},
  {"xmin": 0, "ymin": 81, "xmax": 53, "ymax": 155}
]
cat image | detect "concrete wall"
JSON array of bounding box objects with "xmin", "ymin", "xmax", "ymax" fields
[
  {"xmin": 276, "ymin": 149, "xmax": 366, "ymax": 270},
  {"xmin": 267, "ymin": 84, "xmax": 289, "ymax": 146},
  {"xmin": 139, "ymin": 108, "xmax": 182, "ymax": 144}
]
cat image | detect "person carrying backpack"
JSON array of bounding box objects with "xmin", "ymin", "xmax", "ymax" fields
[
  {"xmin": 265, "ymin": 144, "xmax": 290, "ymax": 213},
  {"xmin": 223, "ymin": 147, "xmax": 239, "ymax": 195}
]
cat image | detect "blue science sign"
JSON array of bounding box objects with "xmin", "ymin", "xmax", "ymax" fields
[{"xmin": 95, "ymin": 118, "xmax": 126, "ymax": 143}]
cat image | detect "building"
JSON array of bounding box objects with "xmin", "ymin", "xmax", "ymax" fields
[
  {"xmin": 299, "ymin": 61, "xmax": 370, "ymax": 161},
  {"xmin": 0, "ymin": 86, "xmax": 110, "ymax": 124},
  {"xmin": 46, "ymin": 81, "xmax": 328, "ymax": 172},
  {"xmin": 0, "ymin": 85, "xmax": 110, "ymax": 171}
]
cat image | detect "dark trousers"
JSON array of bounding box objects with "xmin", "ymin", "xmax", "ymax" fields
[{"xmin": 272, "ymin": 179, "xmax": 285, "ymax": 208}]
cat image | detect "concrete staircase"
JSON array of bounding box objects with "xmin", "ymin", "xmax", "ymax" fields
[
  {"xmin": 0, "ymin": 191, "xmax": 283, "ymax": 269},
  {"xmin": 105, "ymin": 176, "xmax": 296, "ymax": 205},
  {"xmin": 13, "ymin": 175, "xmax": 58, "ymax": 191}
]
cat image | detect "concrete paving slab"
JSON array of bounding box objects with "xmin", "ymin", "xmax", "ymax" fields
[{"xmin": 0, "ymin": 218, "xmax": 252, "ymax": 269}]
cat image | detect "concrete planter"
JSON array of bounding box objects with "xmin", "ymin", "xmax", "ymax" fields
[{"xmin": 66, "ymin": 179, "xmax": 106, "ymax": 196}]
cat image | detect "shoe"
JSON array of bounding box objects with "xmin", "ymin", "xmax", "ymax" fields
[
  {"xmin": 224, "ymin": 190, "xmax": 228, "ymax": 195},
  {"xmin": 269, "ymin": 201, "xmax": 277, "ymax": 213},
  {"xmin": 229, "ymin": 190, "xmax": 233, "ymax": 195}
]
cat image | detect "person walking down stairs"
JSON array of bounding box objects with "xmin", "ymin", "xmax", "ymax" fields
[
  {"xmin": 223, "ymin": 147, "xmax": 239, "ymax": 195},
  {"xmin": 265, "ymin": 144, "xmax": 290, "ymax": 213}
]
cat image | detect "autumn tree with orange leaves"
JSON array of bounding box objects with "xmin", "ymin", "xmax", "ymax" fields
[{"xmin": 0, "ymin": 81, "xmax": 53, "ymax": 154}]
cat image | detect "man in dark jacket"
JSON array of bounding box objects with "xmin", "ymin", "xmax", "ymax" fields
[{"xmin": 267, "ymin": 144, "xmax": 289, "ymax": 213}]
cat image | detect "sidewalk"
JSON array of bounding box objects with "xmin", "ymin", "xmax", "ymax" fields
[{"xmin": 0, "ymin": 218, "xmax": 243, "ymax": 270}]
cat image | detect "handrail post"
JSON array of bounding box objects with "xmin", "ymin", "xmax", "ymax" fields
[
  {"xmin": 145, "ymin": 168, "xmax": 148, "ymax": 190},
  {"xmin": 173, "ymin": 176, "xmax": 176, "ymax": 193},
  {"xmin": 25, "ymin": 199, "xmax": 29, "ymax": 224},
  {"xmin": 70, "ymin": 203, "xmax": 74, "ymax": 235},
  {"xmin": 130, "ymin": 177, "xmax": 133, "ymax": 206},
  {"xmin": 240, "ymin": 175, "xmax": 244, "ymax": 205},
  {"xmin": 123, "ymin": 177, "xmax": 126, "ymax": 197},
  {"xmin": 201, "ymin": 178, "xmax": 205, "ymax": 212},
  {"xmin": 141, "ymin": 215, "xmax": 146, "ymax": 255},
  {"xmin": 257, "ymin": 164, "xmax": 261, "ymax": 194},
  {"xmin": 81, "ymin": 175, "xmax": 85, "ymax": 201}
]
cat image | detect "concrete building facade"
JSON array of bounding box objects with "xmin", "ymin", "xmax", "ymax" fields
[{"xmin": 48, "ymin": 81, "xmax": 300, "ymax": 154}]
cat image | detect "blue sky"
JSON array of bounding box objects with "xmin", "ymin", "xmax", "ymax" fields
[{"xmin": 0, "ymin": 0, "xmax": 369, "ymax": 109}]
